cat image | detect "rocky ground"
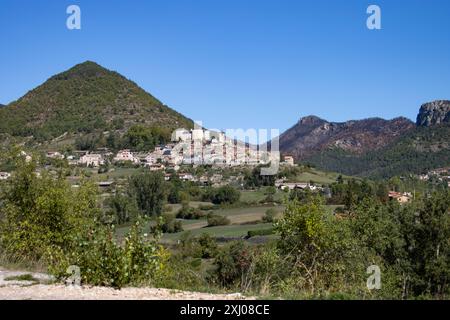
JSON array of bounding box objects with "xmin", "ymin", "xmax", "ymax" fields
[{"xmin": 0, "ymin": 268, "xmax": 251, "ymax": 300}]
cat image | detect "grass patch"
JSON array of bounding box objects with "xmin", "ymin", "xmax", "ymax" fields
[
  {"xmin": 4, "ymin": 274, "xmax": 39, "ymax": 282},
  {"xmin": 162, "ymin": 223, "xmax": 274, "ymax": 241}
]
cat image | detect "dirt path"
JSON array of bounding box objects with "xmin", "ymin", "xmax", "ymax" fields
[{"xmin": 0, "ymin": 268, "xmax": 251, "ymax": 300}]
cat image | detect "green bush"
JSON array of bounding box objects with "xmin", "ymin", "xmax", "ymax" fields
[
  {"xmin": 176, "ymin": 204, "xmax": 205, "ymax": 220},
  {"xmin": 206, "ymin": 213, "xmax": 230, "ymax": 227},
  {"xmin": 213, "ymin": 241, "xmax": 253, "ymax": 288},
  {"xmin": 262, "ymin": 208, "xmax": 277, "ymax": 223},
  {"xmin": 160, "ymin": 213, "xmax": 183, "ymax": 233},
  {"xmin": 197, "ymin": 233, "xmax": 218, "ymax": 259},
  {"xmin": 46, "ymin": 220, "xmax": 170, "ymax": 289},
  {"xmin": 0, "ymin": 158, "xmax": 100, "ymax": 262}
]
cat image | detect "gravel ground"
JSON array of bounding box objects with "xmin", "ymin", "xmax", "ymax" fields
[{"xmin": 0, "ymin": 268, "xmax": 251, "ymax": 300}]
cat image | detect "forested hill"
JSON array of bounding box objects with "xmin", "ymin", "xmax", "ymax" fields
[
  {"xmin": 279, "ymin": 100, "xmax": 450, "ymax": 178},
  {"xmin": 0, "ymin": 61, "xmax": 193, "ymax": 141},
  {"xmin": 304, "ymin": 123, "xmax": 450, "ymax": 178}
]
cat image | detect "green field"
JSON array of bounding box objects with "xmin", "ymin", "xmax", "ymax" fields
[
  {"xmin": 291, "ymin": 168, "xmax": 355, "ymax": 184},
  {"xmin": 115, "ymin": 201, "xmax": 340, "ymax": 243},
  {"xmin": 162, "ymin": 223, "xmax": 274, "ymax": 241},
  {"xmin": 240, "ymin": 189, "xmax": 286, "ymax": 203}
]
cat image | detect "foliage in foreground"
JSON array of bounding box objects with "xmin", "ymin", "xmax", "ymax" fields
[
  {"xmin": 209, "ymin": 191, "xmax": 450, "ymax": 299},
  {"xmin": 1, "ymin": 155, "xmax": 449, "ymax": 298},
  {"xmin": 0, "ymin": 157, "xmax": 170, "ymax": 289}
]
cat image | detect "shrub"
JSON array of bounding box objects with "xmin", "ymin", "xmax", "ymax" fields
[
  {"xmin": 197, "ymin": 233, "xmax": 218, "ymax": 259},
  {"xmin": 176, "ymin": 203, "xmax": 205, "ymax": 220},
  {"xmin": 206, "ymin": 213, "xmax": 230, "ymax": 227},
  {"xmin": 262, "ymin": 208, "xmax": 277, "ymax": 223},
  {"xmin": 160, "ymin": 213, "xmax": 183, "ymax": 233},
  {"xmin": 46, "ymin": 220, "xmax": 170, "ymax": 289},
  {"xmin": 213, "ymin": 241, "xmax": 253, "ymax": 288}
]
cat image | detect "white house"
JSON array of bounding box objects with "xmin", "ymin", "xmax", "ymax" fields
[
  {"xmin": 144, "ymin": 153, "xmax": 158, "ymax": 166},
  {"xmin": 149, "ymin": 163, "xmax": 165, "ymax": 171},
  {"xmin": 46, "ymin": 151, "xmax": 65, "ymax": 159},
  {"xmin": 0, "ymin": 172, "xmax": 11, "ymax": 180},
  {"xmin": 178, "ymin": 173, "xmax": 195, "ymax": 181},
  {"xmin": 172, "ymin": 128, "xmax": 191, "ymax": 142},
  {"xmin": 20, "ymin": 151, "xmax": 32, "ymax": 163},
  {"xmin": 113, "ymin": 150, "xmax": 139, "ymax": 164},
  {"xmin": 283, "ymin": 155, "xmax": 295, "ymax": 166},
  {"xmin": 78, "ymin": 154, "xmax": 104, "ymax": 167}
]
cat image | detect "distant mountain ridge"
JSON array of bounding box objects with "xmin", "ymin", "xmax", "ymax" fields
[
  {"xmin": 279, "ymin": 100, "xmax": 450, "ymax": 178},
  {"xmin": 279, "ymin": 115, "xmax": 414, "ymax": 160},
  {"xmin": 0, "ymin": 61, "xmax": 193, "ymax": 140}
]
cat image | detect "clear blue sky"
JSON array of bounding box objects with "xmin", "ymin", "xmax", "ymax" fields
[{"xmin": 1, "ymin": 0, "xmax": 449, "ymax": 133}]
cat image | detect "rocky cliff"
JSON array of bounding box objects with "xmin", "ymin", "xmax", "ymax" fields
[{"xmin": 416, "ymin": 100, "xmax": 450, "ymax": 127}]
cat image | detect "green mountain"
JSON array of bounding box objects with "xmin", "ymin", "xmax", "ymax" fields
[
  {"xmin": 0, "ymin": 61, "xmax": 193, "ymax": 141},
  {"xmin": 279, "ymin": 101, "xmax": 450, "ymax": 179},
  {"xmin": 305, "ymin": 124, "xmax": 450, "ymax": 178}
]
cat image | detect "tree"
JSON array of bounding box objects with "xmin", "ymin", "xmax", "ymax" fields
[
  {"xmin": 107, "ymin": 193, "xmax": 139, "ymax": 225},
  {"xmin": 128, "ymin": 171, "xmax": 167, "ymax": 216},
  {"xmin": 123, "ymin": 125, "xmax": 156, "ymax": 152},
  {"xmin": 264, "ymin": 186, "xmax": 277, "ymax": 202},
  {"xmin": 244, "ymin": 166, "xmax": 276, "ymax": 189},
  {"xmin": 411, "ymin": 190, "xmax": 450, "ymax": 297},
  {"xmin": 263, "ymin": 208, "xmax": 277, "ymax": 223},
  {"xmin": 122, "ymin": 125, "xmax": 172, "ymax": 152}
]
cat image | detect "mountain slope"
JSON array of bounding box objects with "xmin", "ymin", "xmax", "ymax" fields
[
  {"xmin": 0, "ymin": 61, "xmax": 193, "ymax": 140},
  {"xmin": 305, "ymin": 124, "xmax": 450, "ymax": 178},
  {"xmin": 279, "ymin": 101, "xmax": 450, "ymax": 178},
  {"xmin": 279, "ymin": 116, "xmax": 414, "ymax": 160}
]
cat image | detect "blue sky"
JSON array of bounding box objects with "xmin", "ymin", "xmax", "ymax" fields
[{"xmin": 1, "ymin": 0, "xmax": 449, "ymax": 133}]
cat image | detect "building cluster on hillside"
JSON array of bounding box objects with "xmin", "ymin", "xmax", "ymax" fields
[
  {"xmin": 275, "ymin": 179, "xmax": 324, "ymax": 192},
  {"xmin": 418, "ymin": 167, "xmax": 450, "ymax": 187},
  {"xmin": 62, "ymin": 127, "xmax": 287, "ymax": 171},
  {"xmin": 169, "ymin": 128, "xmax": 279, "ymax": 167}
]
